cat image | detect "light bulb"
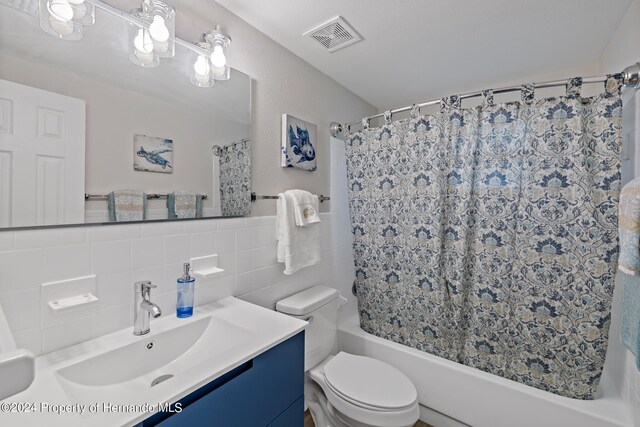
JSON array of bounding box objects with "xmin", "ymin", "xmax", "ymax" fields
[
  {"xmin": 135, "ymin": 49, "xmax": 155, "ymax": 66},
  {"xmin": 148, "ymin": 15, "xmax": 169, "ymax": 42},
  {"xmin": 67, "ymin": 0, "xmax": 84, "ymax": 4},
  {"xmin": 47, "ymin": 0, "xmax": 73, "ymax": 22},
  {"xmin": 71, "ymin": 1, "xmax": 87, "ymax": 20},
  {"xmin": 195, "ymin": 72, "xmax": 211, "ymax": 86},
  {"xmin": 134, "ymin": 28, "xmax": 154, "ymax": 53},
  {"xmin": 193, "ymin": 55, "xmax": 211, "ymax": 76},
  {"xmin": 211, "ymin": 66, "xmax": 225, "ymax": 78},
  {"xmin": 153, "ymin": 39, "xmax": 169, "ymax": 54},
  {"xmin": 49, "ymin": 15, "xmax": 74, "ymax": 36},
  {"xmin": 210, "ymin": 44, "xmax": 226, "ymax": 68}
]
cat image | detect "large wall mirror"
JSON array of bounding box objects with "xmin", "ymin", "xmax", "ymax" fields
[{"xmin": 0, "ymin": 4, "xmax": 251, "ymax": 229}]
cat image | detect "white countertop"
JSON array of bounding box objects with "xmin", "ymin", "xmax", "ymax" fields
[{"xmin": 0, "ymin": 297, "xmax": 307, "ymax": 426}]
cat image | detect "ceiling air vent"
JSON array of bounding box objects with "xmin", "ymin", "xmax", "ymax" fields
[{"xmin": 303, "ymin": 16, "xmax": 362, "ymax": 53}]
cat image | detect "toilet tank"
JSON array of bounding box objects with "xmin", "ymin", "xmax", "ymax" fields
[{"xmin": 276, "ymin": 286, "xmax": 343, "ymax": 371}]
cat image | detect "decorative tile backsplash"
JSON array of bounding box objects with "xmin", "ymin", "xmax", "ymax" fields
[{"xmin": 0, "ymin": 213, "xmax": 344, "ymax": 356}]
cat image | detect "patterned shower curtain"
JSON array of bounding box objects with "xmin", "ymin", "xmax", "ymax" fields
[
  {"xmin": 344, "ymin": 75, "xmax": 623, "ymax": 399},
  {"xmin": 219, "ymin": 140, "xmax": 251, "ymax": 216}
]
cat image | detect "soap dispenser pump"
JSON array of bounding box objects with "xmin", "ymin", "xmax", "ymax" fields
[{"xmin": 177, "ymin": 263, "xmax": 195, "ymax": 318}]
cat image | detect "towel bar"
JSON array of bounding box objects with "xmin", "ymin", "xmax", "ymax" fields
[
  {"xmin": 250, "ymin": 192, "xmax": 330, "ymax": 203},
  {"xmin": 85, "ymin": 193, "xmax": 208, "ymax": 201}
]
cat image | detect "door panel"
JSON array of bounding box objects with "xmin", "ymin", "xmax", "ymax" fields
[{"xmin": 0, "ymin": 79, "xmax": 85, "ymax": 227}]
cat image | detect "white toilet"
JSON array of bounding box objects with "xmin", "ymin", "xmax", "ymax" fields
[{"xmin": 277, "ymin": 286, "xmax": 420, "ymax": 427}]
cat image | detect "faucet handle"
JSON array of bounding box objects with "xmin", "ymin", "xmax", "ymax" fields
[{"xmin": 134, "ymin": 281, "xmax": 157, "ymax": 292}]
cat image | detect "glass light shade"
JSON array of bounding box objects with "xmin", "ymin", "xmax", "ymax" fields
[
  {"xmin": 67, "ymin": 0, "xmax": 95, "ymax": 25},
  {"xmin": 141, "ymin": 0, "xmax": 175, "ymax": 58},
  {"xmin": 39, "ymin": 0, "xmax": 84, "ymax": 40},
  {"xmin": 189, "ymin": 42, "xmax": 214, "ymax": 88},
  {"xmin": 128, "ymin": 10, "xmax": 159, "ymax": 68},
  {"xmin": 205, "ymin": 27, "xmax": 231, "ymax": 81}
]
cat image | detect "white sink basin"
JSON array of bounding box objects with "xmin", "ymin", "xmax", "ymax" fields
[
  {"xmin": 55, "ymin": 315, "xmax": 254, "ymax": 410},
  {"xmin": 0, "ymin": 298, "xmax": 307, "ymax": 427}
]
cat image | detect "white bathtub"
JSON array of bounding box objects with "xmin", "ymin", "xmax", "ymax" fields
[{"xmin": 338, "ymin": 315, "xmax": 631, "ymax": 427}]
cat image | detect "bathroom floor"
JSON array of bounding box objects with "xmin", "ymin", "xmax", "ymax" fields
[{"xmin": 304, "ymin": 410, "xmax": 433, "ymax": 427}]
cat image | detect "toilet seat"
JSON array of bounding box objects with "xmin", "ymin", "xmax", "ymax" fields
[
  {"xmin": 322, "ymin": 352, "xmax": 417, "ymax": 411},
  {"xmin": 309, "ymin": 352, "xmax": 419, "ymax": 427}
]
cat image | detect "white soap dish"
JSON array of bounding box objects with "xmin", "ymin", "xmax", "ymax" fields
[
  {"xmin": 48, "ymin": 293, "xmax": 98, "ymax": 312},
  {"xmin": 190, "ymin": 254, "xmax": 224, "ymax": 279},
  {"xmin": 192, "ymin": 267, "xmax": 225, "ymax": 279}
]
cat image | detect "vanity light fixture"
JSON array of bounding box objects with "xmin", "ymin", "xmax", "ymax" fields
[
  {"xmin": 38, "ymin": 0, "xmax": 95, "ymax": 40},
  {"xmin": 30, "ymin": 0, "xmax": 232, "ymax": 85},
  {"xmin": 205, "ymin": 25, "xmax": 231, "ymax": 81},
  {"xmin": 128, "ymin": 9, "xmax": 159, "ymax": 68},
  {"xmin": 190, "ymin": 41, "xmax": 215, "ymax": 87},
  {"xmin": 140, "ymin": 0, "xmax": 175, "ymax": 58}
]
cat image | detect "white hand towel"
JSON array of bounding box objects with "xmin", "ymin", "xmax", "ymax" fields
[
  {"xmin": 277, "ymin": 191, "xmax": 321, "ymax": 275},
  {"xmin": 619, "ymin": 176, "xmax": 640, "ymax": 275},
  {"xmin": 108, "ymin": 190, "xmax": 146, "ymax": 222},
  {"xmin": 287, "ymin": 189, "xmax": 321, "ymax": 226},
  {"xmin": 173, "ymin": 191, "xmax": 197, "ymax": 219}
]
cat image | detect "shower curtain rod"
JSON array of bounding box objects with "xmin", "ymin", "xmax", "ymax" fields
[
  {"xmin": 329, "ymin": 61, "xmax": 640, "ymax": 138},
  {"xmin": 212, "ymin": 138, "xmax": 251, "ymax": 156}
]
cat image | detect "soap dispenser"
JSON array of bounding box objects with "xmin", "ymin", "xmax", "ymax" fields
[{"xmin": 177, "ymin": 263, "xmax": 195, "ymax": 318}]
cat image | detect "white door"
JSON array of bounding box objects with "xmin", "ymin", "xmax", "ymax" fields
[{"xmin": 0, "ymin": 79, "xmax": 85, "ymax": 227}]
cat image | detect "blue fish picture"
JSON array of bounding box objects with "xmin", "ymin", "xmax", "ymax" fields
[
  {"xmin": 281, "ymin": 114, "xmax": 317, "ymax": 171},
  {"xmin": 133, "ymin": 134, "xmax": 173, "ymax": 174}
]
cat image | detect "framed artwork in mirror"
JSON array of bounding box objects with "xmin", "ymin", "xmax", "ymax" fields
[{"xmin": 134, "ymin": 134, "xmax": 173, "ymax": 173}]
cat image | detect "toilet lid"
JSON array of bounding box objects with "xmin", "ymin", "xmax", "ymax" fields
[{"xmin": 322, "ymin": 352, "xmax": 417, "ymax": 410}]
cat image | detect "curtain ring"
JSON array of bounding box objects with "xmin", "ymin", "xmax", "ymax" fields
[
  {"xmin": 410, "ymin": 104, "xmax": 420, "ymax": 118},
  {"xmin": 605, "ymin": 73, "xmax": 624, "ymax": 96},
  {"xmin": 482, "ymin": 89, "xmax": 494, "ymax": 107},
  {"xmin": 361, "ymin": 117, "xmax": 370, "ymax": 130},
  {"xmin": 384, "ymin": 110, "xmax": 392, "ymax": 125},
  {"xmin": 565, "ymin": 77, "xmax": 582, "ymax": 98},
  {"xmin": 440, "ymin": 95, "xmax": 460, "ymax": 112},
  {"xmin": 521, "ymin": 83, "xmax": 535, "ymax": 105}
]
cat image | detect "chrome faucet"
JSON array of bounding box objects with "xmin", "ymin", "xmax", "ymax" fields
[{"xmin": 133, "ymin": 281, "xmax": 162, "ymax": 336}]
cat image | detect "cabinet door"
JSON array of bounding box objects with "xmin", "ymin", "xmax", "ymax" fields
[
  {"xmin": 267, "ymin": 396, "xmax": 304, "ymax": 427},
  {"xmin": 143, "ymin": 332, "xmax": 304, "ymax": 427}
]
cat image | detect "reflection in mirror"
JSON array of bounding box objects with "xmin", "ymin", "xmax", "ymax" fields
[
  {"xmin": 0, "ymin": 3, "xmax": 251, "ymax": 229},
  {"xmin": 214, "ymin": 139, "xmax": 251, "ymax": 216}
]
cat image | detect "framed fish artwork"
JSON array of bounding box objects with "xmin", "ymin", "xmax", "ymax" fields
[
  {"xmin": 281, "ymin": 114, "xmax": 317, "ymax": 171},
  {"xmin": 133, "ymin": 134, "xmax": 173, "ymax": 173}
]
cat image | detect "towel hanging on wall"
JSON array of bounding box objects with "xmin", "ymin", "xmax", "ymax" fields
[
  {"xmin": 167, "ymin": 191, "xmax": 203, "ymax": 219},
  {"xmin": 108, "ymin": 190, "xmax": 146, "ymax": 222},
  {"xmin": 619, "ymin": 176, "xmax": 640, "ymax": 368},
  {"xmin": 276, "ymin": 190, "xmax": 321, "ymax": 275}
]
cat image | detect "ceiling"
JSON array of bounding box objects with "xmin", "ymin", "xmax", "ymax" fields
[{"xmin": 215, "ymin": 0, "xmax": 632, "ymax": 109}]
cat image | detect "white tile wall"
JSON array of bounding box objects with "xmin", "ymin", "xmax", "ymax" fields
[
  {"xmin": 0, "ymin": 132, "xmax": 359, "ymax": 359},
  {"xmin": 329, "ymin": 136, "xmax": 359, "ymax": 321},
  {"xmin": 0, "ymin": 213, "xmax": 342, "ymax": 356}
]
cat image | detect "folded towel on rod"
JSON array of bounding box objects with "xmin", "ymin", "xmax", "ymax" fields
[
  {"xmin": 622, "ymin": 275, "xmax": 640, "ymax": 369},
  {"xmin": 108, "ymin": 190, "xmax": 146, "ymax": 222},
  {"xmin": 167, "ymin": 191, "xmax": 202, "ymax": 219},
  {"xmin": 619, "ymin": 176, "xmax": 640, "ymax": 275},
  {"xmin": 287, "ymin": 189, "xmax": 321, "ymax": 226},
  {"xmin": 619, "ymin": 176, "xmax": 640, "ymax": 368},
  {"xmin": 276, "ymin": 190, "xmax": 321, "ymax": 275}
]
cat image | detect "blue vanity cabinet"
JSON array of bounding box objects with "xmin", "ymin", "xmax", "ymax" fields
[{"xmin": 137, "ymin": 331, "xmax": 304, "ymax": 427}]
